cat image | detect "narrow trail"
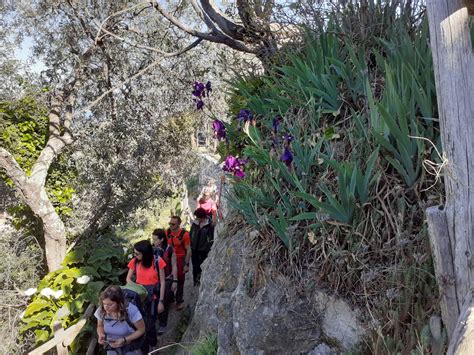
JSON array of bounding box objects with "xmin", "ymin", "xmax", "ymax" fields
[
  {"xmin": 153, "ymin": 264, "xmax": 199, "ymax": 354},
  {"xmin": 153, "ymin": 150, "xmax": 222, "ymax": 354}
]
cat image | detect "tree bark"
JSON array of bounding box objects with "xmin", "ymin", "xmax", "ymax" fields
[
  {"xmin": 426, "ymin": 0, "xmax": 474, "ymax": 348},
  {"xmin": 0, "ymin": 92, "xmax": 74, "ymax": 271}
]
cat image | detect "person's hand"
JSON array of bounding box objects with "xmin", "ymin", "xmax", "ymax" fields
[
  {"xmin": 184, "ymin": 264, "xmax": 189, "ymax": 273},
  {"xmin": 109, "ymin": 338, "xmax": 125, "ymax": 348},
  {"xmin": 158, "ymin": 302, "xmax": 165, "ymax": 314},
  {"xmin": 98, "ymin": 334, "xmax": 106, "ymax": 345},
  {"xmin": 171, "ymin": 282, "xmax": 177, "ymax": 293}
]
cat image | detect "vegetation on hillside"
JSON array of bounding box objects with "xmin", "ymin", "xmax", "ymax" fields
[{"xmin": 217, "ymin": 13, "xmax": 443, "ymax": 355}]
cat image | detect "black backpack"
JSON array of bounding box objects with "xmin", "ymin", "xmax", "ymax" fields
[{"xmin": 154, "ymin": 245, "xmax": 173, "ymax": 279}]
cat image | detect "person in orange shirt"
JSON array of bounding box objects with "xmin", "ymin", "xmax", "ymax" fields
[
  {"xmin": 166, "ymin": 216, "xmax": 191, "ymax": 310},
  {"xmin": 126, "ymin": 240, "xmax": 166, "ymax": 352}
]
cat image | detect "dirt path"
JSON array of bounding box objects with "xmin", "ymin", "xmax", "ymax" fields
[
  {"xmin": 151, "ymin": 151, "xmax": 222, "ymax": 354},
  {"xmin": 152, "ymin": 264, "xmax": 199, "ymax": 354}
]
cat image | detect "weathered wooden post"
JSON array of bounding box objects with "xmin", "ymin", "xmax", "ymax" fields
[{"xmin": 426, "ymin": 0, "xmax": 474, "ymax": 353}]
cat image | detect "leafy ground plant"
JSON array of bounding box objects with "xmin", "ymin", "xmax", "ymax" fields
[{"xmin": 19, "ymin": 233, "xmax": 128, "ymax": 353}]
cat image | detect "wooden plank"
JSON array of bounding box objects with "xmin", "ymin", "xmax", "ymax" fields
[
  {"xmin": 426, "ymin": 206, "xmax": 459, "ymax": 337},
  {"xmin": 427, "ymin": 0, "xmax": 474, "ymax": 342},
  {"xmin": 447, "ymin": 291, "xmax": 474, "ymax": 354},
  {"xmin": 86, "ymin": 335, "xmax": 97, "ymax": 355},
  {"xmin": 29, "ymin": 304, "xmax": 95, "ymax": 355}
]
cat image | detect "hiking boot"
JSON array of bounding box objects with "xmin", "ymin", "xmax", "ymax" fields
[
  {"xmin": 157, "ymin": 325, "xmax": 167, "ymax": 335},
  {"xmin": 176, "ymin": 302, "xmax": 184, "ymax": 310}
]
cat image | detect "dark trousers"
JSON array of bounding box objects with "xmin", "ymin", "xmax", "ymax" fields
[
  {"xmin": 141, "ymin": 299, "xmax": 157, "ymax": 352},
  {"xmin": 176, "ymin": 255, "xmax": 186, "ymax": 304},
  {"xmin": 191, "ymin": 250, "xmax": 209, "ymax": 284},
  {"xmin": 158, "ymin": 279, "xmax": 174, "ymax": 327}
]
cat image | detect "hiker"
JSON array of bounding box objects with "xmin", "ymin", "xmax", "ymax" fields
[
  {"xmin": 196, "ymin": 188, "xmax": 217, "ymax": 226},
  {"xmin": 197, "ymin": 178, "xmax": 218, "ymax": 204},
  {"xmin": 190, "ymin": 207, "xmax": 215, "ymax": 286},
  {"xmin": 126, "ymin": 240, "xmax": 166, "ymax": 352},
  {"xmin": 95, "ymin": 285, "xmax": 145, "ymax": 355},
  {"xmin": 152, "ymin": 228, "xmax": 178, "ymax": 335},
  {"xmin": 166, "ymin": 216, "xmax": 191, "ymax": 310}
]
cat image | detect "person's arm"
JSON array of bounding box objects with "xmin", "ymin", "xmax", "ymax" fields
[
  {"xmin": 110, "ymin": 319, "xmax": 145, "ymax": 348},
  {"xmin": 97, "ymin": 319, "xmax": 106, "ymax": 345},
  {"xmin": 158, "ymin": 266, "xmax": 166, "ymax": 313},
  {"xmin": 125, "ymin": 267, "xmax": 134, "ymax": 284},
  {"xmin": 171, "ymin": 251, "xmax": 178, "ymax": 292},
  {"xmin": 184, "ymin": 244, "xmax": 191, "ymax": 273}
]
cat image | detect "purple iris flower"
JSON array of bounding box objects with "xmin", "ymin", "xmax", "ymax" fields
[
  {"xmin": 234, "ymin": 169, "xmax": 245, "ymax": 178},
  {"xmin": 223, "ymin": 155, "xmax": 248, "ymax": 178},
  {"xmin": 212, "ymin": 119, "xmax": 226, "ymax": 140},
  {"xmin": 192, "ymin": 82, "xmax": 205, "ymax": 98},
  {"xmin": 236, "ymin": 109, "xmax": 253, "ymax": 122},
  {"xmin": 283, "ymin": 133, "xmax": 294, "ymax": 144},
  {"xmin": 196, "ymin": 100, "xmax": 204, "ymax": 110},
  {"xmin": 281, "ymin": 148, "xmax": 293, "ymax": 167},
  {"xmin": 223, "ymin": 155, "xmax": 237, "ymax": 173}
]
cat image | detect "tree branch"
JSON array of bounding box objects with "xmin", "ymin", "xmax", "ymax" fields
[
  {"xmin": 198, "ymin": 0, "xmax": 245, "ymax": 40},
  {"xmin": 93, "ymin": 1, "xmax": 151, "ymax": 45},
  {"xmin": 0, "ymin": 148, "xmax": 28, "ymax": 197},
  {"xmin": 75, "ymin": 38, "xmax": 204, "ymax": 116},
  {"xmin": 152, "ymin": 1, "xmax": 256, "ymax": 53}
]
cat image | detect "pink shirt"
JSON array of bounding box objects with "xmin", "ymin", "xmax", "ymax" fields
[{"xmin": 198, "ymin": 198, "xmax": 217, "ymax": 215}]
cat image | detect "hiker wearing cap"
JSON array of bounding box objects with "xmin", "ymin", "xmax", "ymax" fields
[
  {"xmin": 190, "ymin": 208, "xmax": 215, "ymax": 286},
  {"xmin": 126, "ymin": 240, "xmax": 166, "ymax": 352},
  {"xmin": 166, "ymin": 216, "xmax": 191, "ymax": 310},
  {"xmin": 152, "ymin": 228, "xmax": 178, "ymax": 335},
  {"xmin": 95, "ymin": 285, "xmax": 145, "ymax": 355}
]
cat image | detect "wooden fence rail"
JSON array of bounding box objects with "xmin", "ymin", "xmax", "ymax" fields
[{"xmin": 29, "ymin": 304, "xmax": 95, "ymax": 355}]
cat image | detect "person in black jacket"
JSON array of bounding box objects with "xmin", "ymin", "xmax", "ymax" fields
[{"xmin": 190, "ymin": 208, "xmax": 215, "ymax": 286}]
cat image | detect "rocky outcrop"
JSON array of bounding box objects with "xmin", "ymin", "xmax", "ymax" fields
[{"xmin": 181, "ymin": 224, "xmax": 366, "ymax": 354}]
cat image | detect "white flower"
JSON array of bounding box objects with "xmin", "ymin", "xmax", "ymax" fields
[
  {"xmin": 128, "ymin": 254, "xmax": 132, "ymax": 259},
  {"xmin": 53, "ymin": 290, "xmax": 64, "ymax": 299},
  {"xmin": 77, "ymin": 275, "xmax": 91, "ymax": 284},
  {"xmin": 40, "ymin": 288, "xmax": 55, "ymax": 298},
  {"xmin": 123, "ymin": 247, "xmax": 128, "ymax": 254},
  {"xmin": 24, "ymin": 288, "xmax": 37, "ymax": 296}
]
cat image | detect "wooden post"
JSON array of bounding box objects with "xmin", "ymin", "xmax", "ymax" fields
[
  {"xmin": 29, "ymin": 304, "xmax": 95, "ymax": 355},
  {"xmin": 426, "ymin": 206, "xmax": 459, "ymax": 337},
  {"xmin": 53, "ymin": 321, "xmax": 68, "ymax": 355},
  {"xmin": 426, "ymin": 0, "xmax": 474, "ymax": 350}
]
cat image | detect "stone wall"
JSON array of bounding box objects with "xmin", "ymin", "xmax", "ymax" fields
[{"xmin": 181, "ymin": 225, "xmax": 366, "ymax": 354}]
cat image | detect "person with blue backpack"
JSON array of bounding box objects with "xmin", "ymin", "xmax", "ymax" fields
[
  {"xmin": 152, "ymin": 228, "xmax": 178, "ymax": 335},
  {"xmin": 126, "ymin": 240, "xmax": 166, "ymax": 352},
  {"xmin": 95, "ymin": 285, "xmax": 145, "ymax": 354}
]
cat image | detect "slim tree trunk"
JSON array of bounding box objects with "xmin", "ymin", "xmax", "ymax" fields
[
  {"xmin": 426, "ymin": 0, "xmax": 474, "ymax": 351},
  {"xmin": 27, "ymin": 185, "xmax": 67, "ymax": 271},
  {"xmin": 0, "ymin": 93, "xmax": 73, "ymax": 272}
]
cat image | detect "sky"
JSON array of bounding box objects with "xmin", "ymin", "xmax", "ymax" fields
[{"xmin": 14, "ymin": 36, "xmax": 46, "ymax": 73}]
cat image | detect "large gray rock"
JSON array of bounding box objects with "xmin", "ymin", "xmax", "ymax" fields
[{"xmin": 181, "ymin": 225, "xmax": 365, "ymax": 354}]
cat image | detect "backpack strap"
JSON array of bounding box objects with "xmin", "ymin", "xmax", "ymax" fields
[
  {"xmin": 168, "ymin": 228, "xmax": 186, "ymax": 248},
  {"xmin": 126, "ymin": 318, "xmax": 137, "ymax": 331}
]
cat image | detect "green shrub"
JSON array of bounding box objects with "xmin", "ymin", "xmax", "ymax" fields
[
  {"xmin": 19, "ymin": 233, "xmax": 128, "ymax": 353},
  {"xmin": 188, "ymin": 334, "xmax": 218, "ymax": 355}
]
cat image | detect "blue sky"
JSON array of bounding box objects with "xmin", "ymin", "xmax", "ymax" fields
[{"xmin": 14, "ymin": 36, "xmax": 46, "ymax": 73}]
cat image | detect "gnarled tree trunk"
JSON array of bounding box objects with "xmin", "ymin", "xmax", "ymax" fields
[{"xmin": 426, "ymin": 0, "xmax": 474, "ymax": 352}]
